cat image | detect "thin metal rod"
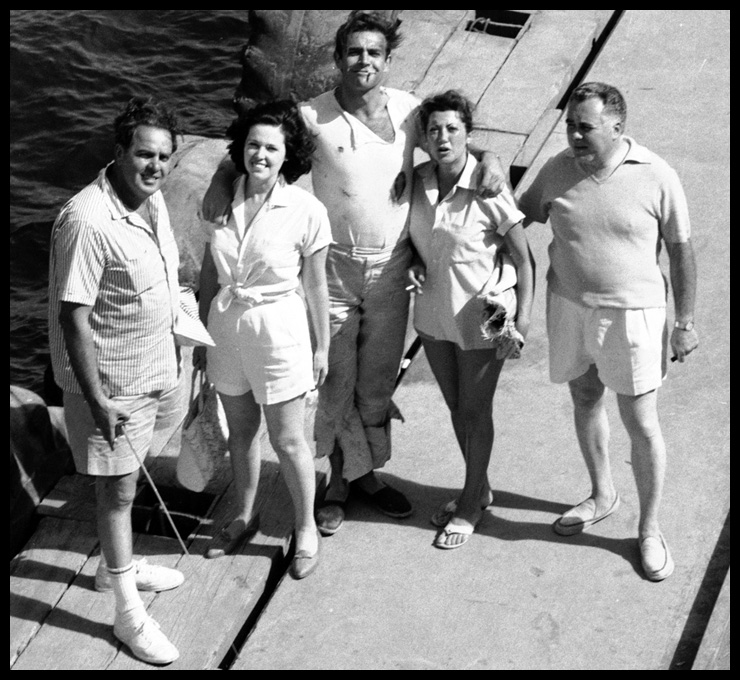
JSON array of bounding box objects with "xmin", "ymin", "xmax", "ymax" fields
[{"xmin": 121, "ymin": 425, "xmax": 190, "ymax": 556}]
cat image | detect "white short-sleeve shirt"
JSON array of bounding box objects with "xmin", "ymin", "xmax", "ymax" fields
[{"xmin": 408, "ymin": 154, "xmax": 525, "ymax": 350}]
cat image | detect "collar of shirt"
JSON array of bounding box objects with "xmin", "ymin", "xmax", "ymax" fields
[
  {"xmin": 230, "ymin": 174, "xmax": 289, "ymax": 241},
  {"xmin": 564, "ymin": 136, "xmax": 653, "ymax": 165},
  {"xmin": 230, "ymin": 174, "xmax": 290, "ymax": 211},
  {"xmin": 418, "ymin": 152, "xmax": 479, "ymax": 204},
  {"xmin": 330, "ymin": 86, "xmax": 402, "ymax": 150}
]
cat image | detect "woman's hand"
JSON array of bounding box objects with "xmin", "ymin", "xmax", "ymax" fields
[
  {"xmin": 313, "ymin": 347, "xmax": 329, "ymax": 388},
  {"xmin": 406, "ymin": 263, "xmax": 426, "ymax": 294}
]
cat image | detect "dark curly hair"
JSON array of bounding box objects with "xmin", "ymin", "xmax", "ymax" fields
[
  {"xmin": 334, "ymin": 10, "xmax": 403, "ymax": 59},
  {"xmin": 113, "ymin": 96, "xmax": 181, "ymax": 153},
  {"xmin": 226, "ymin": 99, "xmax": 314, "ymax": 184},
  {"xmin": 418, "ymin": 90, "xmax": 475, "ymax": 135}
]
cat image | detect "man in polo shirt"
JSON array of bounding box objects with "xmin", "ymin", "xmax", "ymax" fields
[
  {"xmin": 519, "ymin": 82, "xmax": 699, "ymax": 581},
  {"xmin": 48, "ymin": 97, "xmax": 184, "ymax": 665}
]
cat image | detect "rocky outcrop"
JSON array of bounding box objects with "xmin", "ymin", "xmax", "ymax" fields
[
  {"xmin": 234, "ymin": 10, "xmax": 401, "ymax": 113},
  {"xmin": 10, "ymin": 386, "xmax": 74, "ymax": 558}
]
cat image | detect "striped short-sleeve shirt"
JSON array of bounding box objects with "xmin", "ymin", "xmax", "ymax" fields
[{"xmin": 49, "ymin": 166, "xmax": 180, "ymax": 396}]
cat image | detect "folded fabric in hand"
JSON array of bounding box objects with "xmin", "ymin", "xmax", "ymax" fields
[
  {"xmin": 480, "ymin": 288, "xmax": 524, "ymax": 359},
  {"xmin": 478, "ymin": 251, "xmax": 523, "ymax": 359},
  {"xmin": 175, "ymin": 287, "xmax": 215, "ymax": 347}
]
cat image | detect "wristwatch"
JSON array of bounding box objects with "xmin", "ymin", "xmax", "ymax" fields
[{"xmin": 674, "ymin": 319, "xmax": 695, "ymax": 331}]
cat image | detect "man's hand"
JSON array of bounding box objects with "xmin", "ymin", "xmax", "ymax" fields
[
  {"xmin": 670, "ymin": 325, "xmax": 699, "ymax": 363},
  {"xmin": 90, "ymin": 394, "xmax": 130, "ymax": 449},
  {"xmin": 201, "ymin": 157, "xmax": 238, "ymax": 223},
  {"xmin": 475, "ymin": 151, "xmax": 507, "ymax": 198}
]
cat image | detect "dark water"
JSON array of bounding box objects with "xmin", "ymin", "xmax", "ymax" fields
[{"xmin": 10, "ymin": 10, "xmax": 252, "ymax": 396}]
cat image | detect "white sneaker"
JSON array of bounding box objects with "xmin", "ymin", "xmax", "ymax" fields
[
  {"xmin": 96, "ymin": 558, "xmax": 185, "ymax": 593},
  {"xmin": 114, "ymin": 613, "xmax": 180, "ymax": 665}
]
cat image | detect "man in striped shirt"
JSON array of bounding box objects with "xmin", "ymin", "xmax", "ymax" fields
[{"xmin": 48, "ymin": 97, "xmax": 184, "ymax": 665}]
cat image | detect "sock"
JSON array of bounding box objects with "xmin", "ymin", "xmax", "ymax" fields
[{"xmin": 107, "ymin": 562, "xmax": 146, "ymax": 625}]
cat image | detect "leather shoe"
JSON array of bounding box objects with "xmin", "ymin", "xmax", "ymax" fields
[
  {"xmin": 316, "ymin": 501, "xmax": 346, "ymax": 536},
  {"xmin": 290, "ymin": 531, "xmax": 321, "ymax": 580},
  {"xmin": 205, "ymin": 515, "xmax": 260, "ymax": 559},
  {"xmin": 640, "ymin": 532, "xmax": 675, "ymax": 581}
]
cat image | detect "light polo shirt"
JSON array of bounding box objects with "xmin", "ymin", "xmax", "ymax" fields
[
  {"xmin": 49, "ymin": 166, "xmax": 180, "ymax": 395},
  {"xmin": 300, "ymin": 87, "xmax": 420, "ymax": 249},
  {"xmin": 409, "ymin": 154, "xmax": 526, "ymax": 350},
  {"xmin": 204, "ymin": 175, "xmax": 332, "ymax": 300},
  {"xmin": 519, "ymin": 137, "xmax": 691, "ymax": 309}
]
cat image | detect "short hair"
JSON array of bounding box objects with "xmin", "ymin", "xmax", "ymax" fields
[
  {"xmin": 418, "ymin": 90, "xmax": 475, "ymax": 135},
  {"xmin": 569, "ymin": 82, "xmax": 627, "ymax": 126},
  {"xmin": 226, "ymin": 99, "xmax": 314, "ymax": 184},
  {"xmin": 334, "ymin": 10, "xmax": 403, "ymax": 58},
  {"xmin": 113, "ymin": 96, "xmax": 180, "ymax": 153}
]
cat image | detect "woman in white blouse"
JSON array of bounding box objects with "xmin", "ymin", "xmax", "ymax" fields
[
  {"xmin": 194, "ymin": 101, "xmax": 331, "ymax": 578},
  {"xmin": 406, "ymin": 90, "xmax": 534, "ymax": 550}
]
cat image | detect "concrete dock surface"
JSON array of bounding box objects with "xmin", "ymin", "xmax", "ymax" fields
[
  {"xmin": 231, "ymin": 10, "xmax": 731, "ymax": 670},
  {"xmin": 10, "ymin": 10, "xmax": 729, "ymax": 670}
]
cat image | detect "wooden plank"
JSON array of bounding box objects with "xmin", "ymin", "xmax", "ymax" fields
[
  {"xmin": 513, "ymin": 125, "xmax": 568, "ymax": 200},
  {"xmin": 10, "ymin": 517, "xmax": 99, "ymax": 668},
  {"xmin": 511, "ymin": 108, "xmax": 563, "ymax": 169},
  {"xmin": 414, "ymin": 21, "xmax": 515, "ymax": 102},
  {"xmin": 109, "ymin": 415, "xmax": 329, "ymax": 670},
  {"xmin": 692, "ymin": 569, "xmax": 731, "ymax": 670},
  {"xmin": 12, "ymin": 533, "xmax": 181, "ymax": 670},
  {"xmin": 36, "ymin": 473, "xmax": 97, "ymax": 522},
  {"xmin": 469, "ymin": 129, "xmax": 527, "ymax": 173},
  {"xmin": 510, "ymin": 107, "xmax": 564, "ymax": 189},
  {"xmin": 476, "ymin": 10, "xmax": 614, "ymax": 135},
  {"xmin": 387, "ymin": 12, "xmax": 472, "ymax": 94}
]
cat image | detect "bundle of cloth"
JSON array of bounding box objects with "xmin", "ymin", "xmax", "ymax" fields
[{"xmin": 479, "ymin": 252, "xmax": 524, "ymax": 359}]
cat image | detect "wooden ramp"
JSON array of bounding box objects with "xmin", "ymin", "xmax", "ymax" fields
[{"xmin": 11, "ymin": 415, "xmax": 330, "ymax": 670}]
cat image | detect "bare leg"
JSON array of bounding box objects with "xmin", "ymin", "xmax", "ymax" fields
[
  {"xmin": 424, "ymin": 339, "xmax": 504, "ymax": 546},
  {"xmin": 617, "ymin": 389, "xmax": 665, "ymax": 539},
  {"xmin": 422, "ymin": 338, "xmax": 495, "ymax": 507},
  {"xmin": 219, "ymin": 392, "xmax": 262, "ymax": 534},
  {"xmin": 96, "ymin": 471, "xmax": 139, "ymax": 569},
  {"xmin": 449, "ymin": 348, "xmax": 505, "ymax": 544},
  {"xmin": 264, "ymin": 395, "xmax": 318, "ymax": 556},
  {"xmin": 565, "ymin": 365, "xmax": 619, "ymax": 517}
]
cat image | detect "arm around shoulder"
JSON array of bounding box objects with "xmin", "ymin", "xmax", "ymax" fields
[{"xmin": 202, "ymin": 155, "xmax": 239, "ymax": 224}]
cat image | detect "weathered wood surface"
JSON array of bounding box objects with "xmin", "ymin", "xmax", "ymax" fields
[
  {"xmin": 476, "ymin": 10, "xmax": 613, "ymax": 135},
  {"xmin": 10, "ymin": 518, "xmax": 98, "ymax": 667},
  {"xmin": 11, "ymin": 392, "xmax": 327, "ymax": 670}
]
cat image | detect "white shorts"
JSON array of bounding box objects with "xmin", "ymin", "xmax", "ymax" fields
[
  {"xmin": 546, "ymin": 290, "xmax": 668, "ymax": 396},
  {"xmin": 64, "ymin": 378, "xmax": 185, "ymax": 477},
  {"xmin": 207, "ymin": 292, "xmax": 314, "ymax": 404}
]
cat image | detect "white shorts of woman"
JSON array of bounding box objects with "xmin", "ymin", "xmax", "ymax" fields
[
  {"xmin": 206, "ymin": 291, "xmax": 314, "ymax": 404},
  {"xmin": 546, "ymin": 289, "xmax": 668, "ymax": 396}
]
